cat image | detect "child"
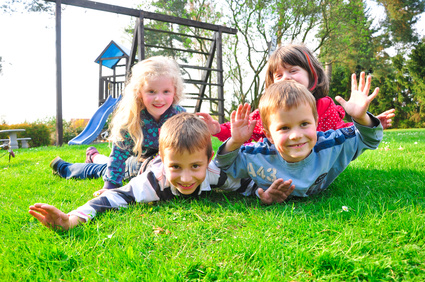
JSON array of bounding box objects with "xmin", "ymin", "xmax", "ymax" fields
[
  {"xmin": 198, "ymin": 44, "xmax": 394, "ymax": 142},
  {"xmin": 214, "ymin": 76, "xmax": 383, "ymax": 205},
  {"xmin": 29, "ymin": 113, "xmax": 264, "ymax": 230},
  {"xmin": 50, "ymin": 56, "xmax": 186, "ymax": 193}
]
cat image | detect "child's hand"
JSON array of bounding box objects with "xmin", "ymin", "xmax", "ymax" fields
[
  {"xmin": 196, "ymin": 112, "xmax": 221, "ymax": 135},
  {"xmin": 225, "ymin": 103, "xmax": 257, "ymax": 150},
  {"xmin": 376, "ymin": 109, "xmax": 395, "ymax": 129},
  {"xmin": 257, "ymin": 178, "xmax": 295, "ymax": 205},
  {"xmin": 29, "ymin": 203, "xmax": 82, "ymax": 230},
  {"xmin": 93, "ymin": 188, "xmax": 108, "ymax": 197},
  {"xmin": 335, "ymin": 72, "xmax": 379, "ymax": 126}
]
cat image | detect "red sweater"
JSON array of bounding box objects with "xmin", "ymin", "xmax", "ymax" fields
[{"xmin": 213, "ymin": 96, "xmax": 353, "ymax": 142}]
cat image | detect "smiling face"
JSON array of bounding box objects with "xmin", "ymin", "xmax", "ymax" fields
[
  {"xmin": 273, "ymin": 64, "xmax": 310, "ymax": 89},
  {"xmin": 162, "ymin": 147, "xmax": 211, "ymax": 195},
  {"xmin": 140, "ymin": 76, "xmax": 175, "ymax": 121},
  {"xmin": 264, "ymin": 103, "xmax": 318, "ymax": 163}
]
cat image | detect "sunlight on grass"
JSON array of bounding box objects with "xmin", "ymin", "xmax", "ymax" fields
[{"xmin": 1, "ymin": 129, "xmax": 424, "ymax": 280}]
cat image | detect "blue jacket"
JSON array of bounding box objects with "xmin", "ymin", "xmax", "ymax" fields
[{"xmin": 214, "ymin": 114, "xmax": 383, "ymax": 198}]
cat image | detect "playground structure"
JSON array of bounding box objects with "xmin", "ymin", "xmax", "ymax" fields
[
  {"xmin": 95, "ymin": 40, "xmax": 129, "ymax": 106},
  {"xmin": 46, "ymin": 0, "xmax": 237, "ymax": 145},
  {"xmin": 67, "ymin": 95, "xmax": 121, "ymax": 145}
]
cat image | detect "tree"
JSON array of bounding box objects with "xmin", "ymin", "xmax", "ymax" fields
[
  {"xmin": 132, "ymin": 0, "xmax": 219, "ymax": 61},
  {"xmin": 1, "ymin": 0, "xmax": 53, "ymax": 13},
  {"xmin": 318, "ymin": 0, "xmax": 380, "ymax": 104},
  {"xmin": 374, "ymin": 0, "xmax": 425, "ymax": 44},
  {"xmin": 407, "ymin": 39, "xmax": 425, "ymax": 126},
  {"xmin": 222, "ymin": 0, "xmax": 329, "ymax": 111}
]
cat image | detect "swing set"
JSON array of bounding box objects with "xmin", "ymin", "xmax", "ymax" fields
[{"xmin": 45, "ymin": 0, "xmax": 237, "ymax": 145}]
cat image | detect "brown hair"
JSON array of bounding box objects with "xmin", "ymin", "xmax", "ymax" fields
[
  {"xmin": 265, "ymin": 44, "xmax": 329, "ymax": 100},
  {"xmin": 259, "ymin": 80, "xmax": 318, "ymax": 133},
  {"xmin": 159, "ymin": 112, "xmax": 212, "ymax": 160}
]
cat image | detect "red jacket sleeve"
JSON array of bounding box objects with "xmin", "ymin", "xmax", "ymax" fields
[
  {"xmin": 316, "ymin": 96, "xmax": 353, "ymax": 132},
  {"xmin": 213, "ymin": 122, "xmax": 232, "ymax": 142},
  {"xmin": 213, "ymin": 109, "xmax": 266, "ymax": 143}
]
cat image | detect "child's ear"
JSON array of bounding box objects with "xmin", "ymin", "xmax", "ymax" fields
[{"xmin": 263, "ymin": 129, "xmax": 274, "ymax": 144}]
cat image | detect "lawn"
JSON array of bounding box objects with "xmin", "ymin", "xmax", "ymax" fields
[{"xmin": 1, "ymin": 129, "xmax": 424, "ymax": 281}]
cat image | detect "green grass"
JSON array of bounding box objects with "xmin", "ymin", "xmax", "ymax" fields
[{"xmin": 1, "ymin": 129, "xmax": 424, "ymax": 281}]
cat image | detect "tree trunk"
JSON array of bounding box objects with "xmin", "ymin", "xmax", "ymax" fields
[{"xmin": 325, "ymin": 62, "xmax": 332, "ymax": 83}]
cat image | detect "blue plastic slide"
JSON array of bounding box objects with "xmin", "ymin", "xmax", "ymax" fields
[{"xmin": 68, "ymin": 95, "xmax": 121, "ymax": 145}]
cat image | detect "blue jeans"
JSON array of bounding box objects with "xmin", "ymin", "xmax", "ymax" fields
[{"xmin": 56, "ymin": 156, "xmax": 142, "ymax": 181}]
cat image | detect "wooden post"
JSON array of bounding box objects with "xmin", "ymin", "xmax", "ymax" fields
[
  {"xmin": 138, "ymin": 11, "xmax": 145, "ymax": 61},
  {"xmin": 55, "ymin": 0, "xmax": 63, "ymax": 146},
  {"xmin": 99, "ymin": 59, "xmax": 103, "ymax": 106},
  {"xmin": 194, "ymin": 34, "xmax": 216, "ymax": 113},
  {"xmin": 216, "ymin": 30, "xmax": 224, "ymax": 123}
]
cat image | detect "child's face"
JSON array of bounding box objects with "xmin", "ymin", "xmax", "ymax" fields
[
  {"xmin": 273, "ymin": 64, "xmax": 310, "ymax": 89},
  {"xmin": 140, "ymin": 76, "xmax": 175, "ymax": 121},
  {"xmin": 162, "ymin": 147, "xmax": 211, "ymax": 195},
  {"xmin": 264, "ymin": 103, "xmax": 317, "ymax": 163}
]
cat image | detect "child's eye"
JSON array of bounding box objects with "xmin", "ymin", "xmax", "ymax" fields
[
  {"xmin": 301, "ymin": 122, "xmax": 311, "ymax": 127},
  {"xmin": 171, "ymin": 165, "xmax": 180, "ymax": 169},
  {"xmin": 280, "ymin": 126, "xmax": 289, "ymax": 131},
  {"xmin": 192, "ymin": 164, "xmax": 200, "ymax": 169}
]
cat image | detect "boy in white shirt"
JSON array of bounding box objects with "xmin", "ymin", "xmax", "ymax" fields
[{"xmin": 29, "ymin": 113, "xmax": 273, "ymax": 230}]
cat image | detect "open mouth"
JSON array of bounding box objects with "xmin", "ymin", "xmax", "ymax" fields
[
  {"xmin": 178, "ymin": 183, "xmax": 196, "ymax": 190},
  {"xmin": 288, "ymin": 142, "xmax": 306, "ymax": 148}
]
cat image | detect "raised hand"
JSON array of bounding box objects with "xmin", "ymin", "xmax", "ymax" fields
[
  {"xmin": 376, "ymin": 109, "xmax": 395, "ymax": 129},
  {"xmin": 196, "ymin": 112, "xmax": 221, "ymax": 135},
  {"xmin": 257, "ymin": 178, "xmax": 295, "ymax": 205},
  {"xmin": 335, "ymin": 72, "xmax": 379, "ymax": 126},
  {"xmin": 222, "ymin": 103, "xmax": 257, "ymax": 153},
  {"xmin": 29, "ymin": 203, "xmax": 82, "ymax": 230},
  {"xmin": 230, "ymin": 103, "xmax": 257, "ymax": 144}
]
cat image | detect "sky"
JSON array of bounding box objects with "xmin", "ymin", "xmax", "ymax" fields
[
  {"xmin": 0, "ymin": 1, "xmax": 424, "ymax": 125},
  {"xmin": 0, "ymin": 0, "xmax": 140, "ymax": 124}
]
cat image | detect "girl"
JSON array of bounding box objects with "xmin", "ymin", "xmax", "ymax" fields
[
  {"xmin": 198, "ymin": 44, "xmax": 394, "ymax": 142},
  {"xmin": 50, "ymin": 56, "xmax": 186, "ymax": 192}
]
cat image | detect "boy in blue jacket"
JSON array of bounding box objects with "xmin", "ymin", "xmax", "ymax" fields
[{"xmin": 214, "ymin": 74, "xmax": 383, "ymax": 204}]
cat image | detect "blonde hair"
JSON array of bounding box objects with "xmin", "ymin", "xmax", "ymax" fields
[
  {"xmin": 259, "ymin": 80, "xmax": 318, "ymax": 133},
  {"xmin": 159, "ymin": 112, "xmax": 212, "ymax": 160},
  {"xmin": 109, "ymin": 56, "xmax": 184, "ymax": 157},
  {"xmin": 265, "ymin": 44, "xmax": 329, "ymax": 100}
]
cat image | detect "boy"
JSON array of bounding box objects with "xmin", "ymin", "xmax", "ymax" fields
[
  {"xmin": 214, "ymin": 77, "xmax": 383, "ymax": 204},
  {"xmin": 29, "ymin": 113, "xmax": 271, "ymax": 231}
]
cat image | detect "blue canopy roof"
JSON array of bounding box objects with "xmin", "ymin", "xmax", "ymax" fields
[{"xmin": 95, "ymin": 40, "xmax": 130, "ymax": 69}]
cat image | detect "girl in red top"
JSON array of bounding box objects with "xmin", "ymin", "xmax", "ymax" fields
[{"xmin": 198, "ymin": 44, "xmax": 394, "ymax": 142}]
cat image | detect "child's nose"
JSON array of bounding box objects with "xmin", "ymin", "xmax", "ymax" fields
[
  {"xmin": 289, "ymin": 129, "xmax": 302, "ymax": 140},
  {"xmin": 180, "ymin": 171, "xmax": 193, "ymax": 182},
  {"xmin": 283, "ymin": 72, "xmax": 292, "ymax": 80}
]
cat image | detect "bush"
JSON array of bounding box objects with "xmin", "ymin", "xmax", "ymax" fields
[
  {"xmin": 0, "ymin": 123, "xmax": 51, "ymax": 147},
  {"xmin": 0, "ymin": 117, "xmax": 88, "ymax": 147}
]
